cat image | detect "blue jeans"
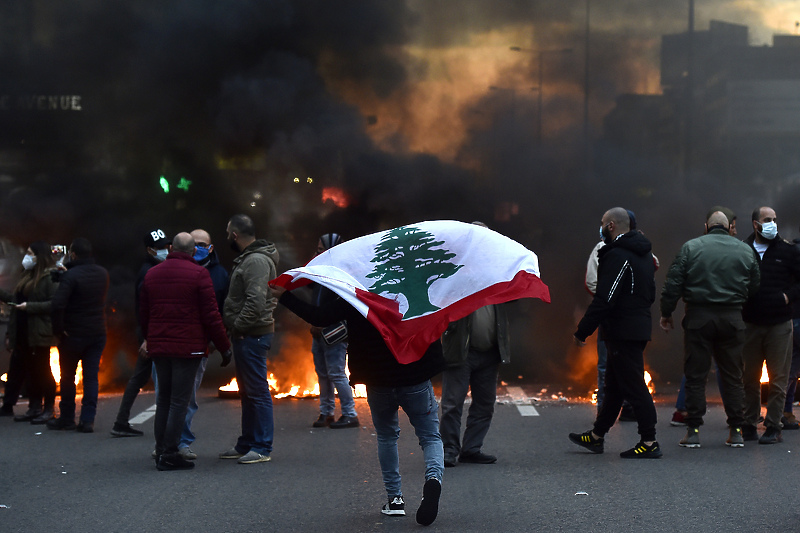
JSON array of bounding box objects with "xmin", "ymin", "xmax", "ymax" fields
[
  {"xmin": 367, "ymin": 380, "xmax": 444, "ymax": 498},
  {"xmin": 58, "ymin": 335, "xmax": 106, "ymax": 423},
  {"xmin": 233, "ymin": 334, "xmax": 274, "ymax": 455},
  {"xmin": 311, "ymin": 337, "xmax": 356, "ymax": 418},
  {"xmin": 179, "ymin": 356, "xmax": 208, "ymax": 449},
  {"xmin": 153, "ymin": 356, "xmax": 201, "ymax": 456}
]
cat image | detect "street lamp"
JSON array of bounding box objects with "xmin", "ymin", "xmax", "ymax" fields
[{"xmin": 510, "ymin": 46, "xmax": 573, "ymax": 143}]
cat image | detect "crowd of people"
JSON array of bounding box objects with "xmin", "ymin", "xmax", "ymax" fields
[
  {"xmin": 2, "ymin": 206, "xmax": 799, "ymax": 526},
  {"xmin": 570, "ymin": 204, "xmax": 800, "ymax": 457}
]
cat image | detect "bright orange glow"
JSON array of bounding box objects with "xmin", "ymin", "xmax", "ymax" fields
[
  {"xmin": 220, "ymin": 378, "xmax": 239, "ymax": 392},
  {"xmin": 321, "ymin": 186, "xmax": 350, "ymax": 208},
  {"xmin": 644, "ymin": 370, "xmax": 655, "ymax": 396},
  {"xmin": 760, "ymin": 361, "xmax": 769, "ymax": 384},
  {"xmin": 217, "ymin": 329, "xmax": 366, "ymax": 399},
  {"xmin": 50, "ymin": 347, "xmax": 82, "ymax": 387}
]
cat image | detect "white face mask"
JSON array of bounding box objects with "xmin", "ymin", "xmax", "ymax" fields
[
  {"xmin": 22, "ymin": 254, "xmax": 36, "ymax": 270},
  {"xmin": 155, "ymin": 248, "xmax": 169, "ymax": 262},
  {"xmin": 759, "ymin": 221, "xmax": 778, "ymax": 240}
]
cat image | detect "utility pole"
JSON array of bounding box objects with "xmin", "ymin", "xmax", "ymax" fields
[
  {"xmin": 584, "ymin": 0, "xmax": 591, "ymax": 177},
  {"xmin": 510, "ymin": 46, "xmax": 573, "ymax": 144},
  {"xmin": 683, "ymin": 0, "xmax": 695, "ymax": 181}
]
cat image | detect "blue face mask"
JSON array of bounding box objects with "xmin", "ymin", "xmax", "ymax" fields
[
  {"xmin": 193, "ymin": 246, "xmax": 210, "ymax": 262},
  {"xmin": 154, "ymin": 248, "xmax": 169, "ymax": 262}
]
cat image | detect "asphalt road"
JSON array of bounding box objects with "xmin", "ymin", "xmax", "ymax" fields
[{"xmin": 1, "ymin": 386, "xmax": 799, "ymax": 533}]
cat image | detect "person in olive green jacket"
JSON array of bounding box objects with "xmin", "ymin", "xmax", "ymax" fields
[
  {"xmin": 0, "ymin": 241, "xmax": 58, "ymax": 423},
  {"xmin": 219, "ymin": 214, "xmax": 280, "ymax": 464}
]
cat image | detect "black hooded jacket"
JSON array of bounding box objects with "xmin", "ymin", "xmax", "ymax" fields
[
  {"xmin": 575, "ymin": 231, "xmax": 656, "ymax": 342},
  {"xmin": 742, "ymin": 233, "xmax": 800, "ymax": 326}
]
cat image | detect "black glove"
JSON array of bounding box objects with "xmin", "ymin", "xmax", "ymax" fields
[{"xmin": 220, "ymin": 349, "xmax": 233, "ymax": 367}]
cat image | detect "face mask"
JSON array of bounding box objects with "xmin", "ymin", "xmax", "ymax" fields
[
  {"xmin": 193, "ymin": 246, "xmax": 210, "ymax": 263},
  {"xmin": 600, "ymin": 223, "xmax": 612, "ymax": 243},
  {"xmin": 22, "ymin": 254, "xmax": 36, "ymax": 270},
  {"xmin": 759, "ymin": 221, "xmax": 778, "ymax": 240},
  {"xmin": 154, "ymin": 248, "xmax": 169, "ymax": 262}
]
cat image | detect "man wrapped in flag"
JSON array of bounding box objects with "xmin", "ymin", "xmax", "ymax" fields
[{"xmin": 270, "ymin": 220, "xmax": 550, "ymax": 526}]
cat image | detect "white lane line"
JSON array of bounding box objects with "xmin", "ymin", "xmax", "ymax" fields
[
  {"xmin": 129, "ymin": 404, "xmax": 157, "ymax": 425},
  {"xmin": 505, "ymin": 386, "xmax": 539, "ymax": 416},
  {"xmin": 517, "ymin": 405, "xmax": 540, "ymax": 416}
]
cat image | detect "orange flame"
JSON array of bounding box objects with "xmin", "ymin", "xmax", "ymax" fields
[
  {"xmin": 50, "ymin": 347, "xmax": 82, "ymax": 387},
  {"xmin": 760, "ymin": 361, "xmax": 769, "ymax": 384}
]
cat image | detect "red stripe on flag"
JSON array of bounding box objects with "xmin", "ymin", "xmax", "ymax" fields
[
  {"xmin": 357, "ymin": 271, "xmax": 550, "ymax": 364},
  {"xmin": 271, "ymin": 272, "xmax": 313, "ymax": 291}
]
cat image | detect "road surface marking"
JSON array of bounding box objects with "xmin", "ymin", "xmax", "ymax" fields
[
  {"xmin": 505, "ymin": 386, "xmax": 539, "ymax": 416},
  {"xmin": 129, "ymin": 404, "xmax": 157, "ymax": 424}
]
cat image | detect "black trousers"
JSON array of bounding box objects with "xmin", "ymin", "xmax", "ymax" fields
[
  {"xmin": 114, "ymin": 350, "xmax": 153, "ymax": 425},
  {"xmin": 593, "ymin": 340, "xmax": 658, "ymax": 442},
  {"xmin": 153, "ymin": 357, "xmax": 202, "ymax": 456}
]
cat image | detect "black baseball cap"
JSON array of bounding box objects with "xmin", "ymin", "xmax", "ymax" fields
[{"xmin": 144, "ymin": 228, "xmax": 170, "ymax": 248}]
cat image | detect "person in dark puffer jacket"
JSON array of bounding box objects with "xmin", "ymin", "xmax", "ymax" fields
[{"xmin": 140, "ymin": 232, "xmax": 232, "ymax": 471}]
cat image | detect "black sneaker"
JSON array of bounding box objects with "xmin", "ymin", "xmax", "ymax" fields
[
  {"xmin": 443, "ymin": 454, "xmax": 458, "ymax": 468},
  {"xmin": 620, "ymin": 441, "xmax": 662, "ymax": 459},
  {"xmin": 31, "ymin": 409, "xmax": 54, "ymax": 425},
  {"xmin": 14, "ymin": 408, "xmax": 42, "ymax": 422},
  {"xmin": 741, "ymin": 425, "xmax": 758, "ymax": 441},
  {"xmin": 759, "ymin": 426, "xmax": 783, "ymax": 444},
  {"xmin": 312, "ymin": 414, "xmax": 334, "ymax": 428},
  {"xmin": 76, "ymin": 421, "xmax": 94, "ymax": 433},
  {"xmin": 416, "ymin": 478, "xmax": 441, "ymax": 526},
  {"xmin": 568, "ymin": 430, "xmax": 604, "ymax": 454},
  {"xmin": 329, "ymin": 415, "xmax": 360, "ymax": 429},
  {"xmin": 381, "ymin": 495, "xmax": 405, "ymax": 516},
  {"xmin": 111, "ymin": 423, "xmax": 144, "ymax": 437},
  {"xmin": 46, "ymin": 417, "xmax": 77, "ymax": 431},
  {"xmin": 157, "ymin": 453, "xmax": 195, "ymax": 471},
  {"xmin": 458, "ymin": 451, "xmax": 497, "ymax": 464}
]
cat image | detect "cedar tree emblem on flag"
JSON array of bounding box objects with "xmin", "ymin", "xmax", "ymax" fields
[
  {"xmin": 271, "ymin": 220, "xmax": 550, "ymax": 364},
  {"xmin": 366, "ymin": 225, "xmax": 463, "ymax": 319}
]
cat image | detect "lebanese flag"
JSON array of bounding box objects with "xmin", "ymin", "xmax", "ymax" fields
[{"xmin": 271, "ymin": 220, "xmax": 550, "ymax": 364}]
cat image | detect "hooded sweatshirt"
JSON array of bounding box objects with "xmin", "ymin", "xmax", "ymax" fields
[
  {"xmin": 575, "ymin": 231, "xmax": 656, "ymax": 342},
  {"xmin": 223, "ymin": 239, "xmax": 279, "ymax": 336}
]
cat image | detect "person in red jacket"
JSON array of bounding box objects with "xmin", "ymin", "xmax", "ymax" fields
[{"xmin": 139, "ymin": 232, "xmax": 232, "ymax": 471}]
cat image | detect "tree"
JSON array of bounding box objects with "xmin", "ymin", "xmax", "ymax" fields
[{"xmin": 366, "ymin": 225, "xmax": 463, "ymax": 318}]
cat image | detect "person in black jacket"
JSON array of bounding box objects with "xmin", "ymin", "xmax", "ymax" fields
[
  {"xmin": 273, "ymin": 283, "xmax": 445, "ymax": 526},
  {"xmin": 47, "ymin": 238, "xmax": 109, "ymax": 433},
  {"xmin": 741, "ymin": 206, "xmax": 800, "ymax": 444},
  {"xmin": 783, "ymin": 231, "xmax": 800, "ymax": 430},
  {"xmin": 569, "ymin": 207, "xmax": 661, "ymax": 458},
  {"xmin": 111, "ymin": 228, "xmax": 171, "ymax": 437}
]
